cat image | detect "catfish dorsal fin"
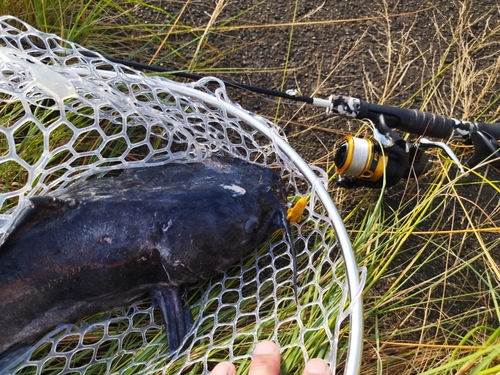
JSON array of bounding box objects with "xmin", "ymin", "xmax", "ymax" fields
[{"xmin": 3, "ymin": 196, "xmax": 71, "ymax": 244}]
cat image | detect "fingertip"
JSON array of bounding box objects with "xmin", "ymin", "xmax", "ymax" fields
[
  {"xmin": 303, "ymin": 358, "xmax": 330, "ymax": 375},
  {"xmin": 211, "ymin": 362, "xmax": 236, "ymax": 375},
  {"xmin": 249, "ymin": 341, "xmax": 281, "ymax": 375},
  {"xmin": 254, "ymin": 340, "xmax": 279, "ymax": 355}
]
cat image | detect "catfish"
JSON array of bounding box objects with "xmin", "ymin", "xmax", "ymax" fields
[{"xmin": 0, "ymin": 156, "xmax": 293, "ymax": 368}]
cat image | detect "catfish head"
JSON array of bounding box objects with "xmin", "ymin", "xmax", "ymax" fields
[{"xmin": 150, "ymin": 156, "xmax": 292, "ymax": 286}]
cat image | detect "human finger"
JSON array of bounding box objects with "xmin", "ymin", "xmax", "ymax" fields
[
  {"xmin": 248, "ymin": 341, "xmax": 281, "ymax": 375},
  {"xmin": 211, "ymin": 361, "xmax": 237, "ymax": 375},
  {"xmin": 303, "ymin": 358, "xmax": 331, "ymax": 375}
]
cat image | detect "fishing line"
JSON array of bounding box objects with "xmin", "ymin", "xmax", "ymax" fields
[{"xmin": 89, "ymin": 52, "xmax": 332, "ymax": 107}]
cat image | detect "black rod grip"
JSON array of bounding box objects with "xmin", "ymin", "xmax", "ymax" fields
[
  {"xmin": 327, "ymin": 95, "xmax": 457, "ymax": 139},
  {"xmin": 327, "ymin": 95, "xmax": 500, "ymax": 141},
  {"xmin": 363, "ymin": 101, "xmax": 500, "ymax": 141},
  {"xmin": 362, "ymin": 102, "xmax": 456, "ymax": 139}
]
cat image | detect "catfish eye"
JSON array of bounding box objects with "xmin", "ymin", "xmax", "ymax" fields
[{"xmin": 244, "ymin": 217, "xmax": 259, "ymax": 233}]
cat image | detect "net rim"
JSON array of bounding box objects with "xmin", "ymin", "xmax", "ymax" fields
[{"xmin": 162, "ymin": 81, "xmax": 364, "ymax": 375}]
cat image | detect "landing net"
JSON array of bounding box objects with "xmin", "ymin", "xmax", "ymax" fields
[{"xmin": 0, "ymin": 16, "xmax": 363, "ymax": 375}]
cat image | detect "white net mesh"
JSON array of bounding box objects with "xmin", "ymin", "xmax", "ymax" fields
[{"xmin": 0, "ymin": 16, "xmax": 363, "ymax": 375}]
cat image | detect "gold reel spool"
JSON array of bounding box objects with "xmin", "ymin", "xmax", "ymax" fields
[{"xmin": 334, "ymin": 135, "xmax": 387, "ymax": 182}]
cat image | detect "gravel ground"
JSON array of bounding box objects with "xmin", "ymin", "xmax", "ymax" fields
[{"xmin": 124, "ymin": 0, "xmax": 499, "ymax": 161}]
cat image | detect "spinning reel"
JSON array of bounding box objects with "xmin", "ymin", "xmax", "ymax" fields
[{"xmin": 327, "ymin": 95, "xmax": 500, "ymax": 189}]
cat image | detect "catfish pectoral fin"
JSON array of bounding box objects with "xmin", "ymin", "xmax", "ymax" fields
[
  {"xmin": 183, "ymin": 305, "xmax": 194, "ymax": 333},
  {"xmin": 153, "ymin": 287, "xmax": 192, "ymax": 353}
]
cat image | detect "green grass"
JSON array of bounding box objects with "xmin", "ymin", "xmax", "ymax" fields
[{"xmin": 1, "ymin": 0, "xmax": 500, "ymax": 374}]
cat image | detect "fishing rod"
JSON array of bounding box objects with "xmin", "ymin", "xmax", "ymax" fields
[
  {"xmin": 111, "ymin": 55, "xmax": 500, "ymax": 188},
  {"xmin": 101, "ymin": 55, "xmax": 331, "ymax": 107},
  {"xmin": 325, "ymin": 94, "xmax": 500, "ymax": 188},
  {"xmin": 28, "ymin": 45, "xmax": 500, "ymax": 189}
]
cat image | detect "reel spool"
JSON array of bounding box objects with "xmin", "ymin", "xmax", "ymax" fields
[
  {"xmin": 334, "ymin": 135, "xmax": 386, "ymax": 183},
  {"xmin": 334, "ymin": 135, "xmax": 418, "ymax": 189}
]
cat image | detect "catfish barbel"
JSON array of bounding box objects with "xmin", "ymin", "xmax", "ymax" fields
[{"xmin": 0, "ymin": 156, "xmax": 294, "ymax": 369}]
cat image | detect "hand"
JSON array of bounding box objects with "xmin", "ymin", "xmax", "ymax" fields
[{"xmin": 210, "ymin": 341, "xmax": 331, "ymax": 375}]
